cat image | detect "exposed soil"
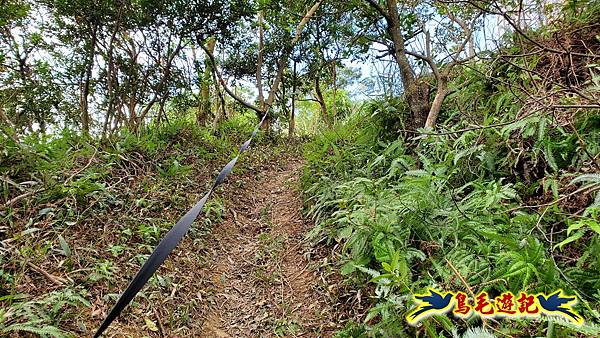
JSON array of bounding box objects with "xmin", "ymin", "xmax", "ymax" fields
[
  {"xmin": 95, "ymin": 154, "xmax": 341, "ymax": 337},
  {"xmin": 197, "ymin": 157, "xmax": 339, "ymax": 337}
]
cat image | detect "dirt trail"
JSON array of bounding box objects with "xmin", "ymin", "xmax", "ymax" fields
[{"xmin": 197, "ymin": 156, "xmax": 338, "ymax": 337}]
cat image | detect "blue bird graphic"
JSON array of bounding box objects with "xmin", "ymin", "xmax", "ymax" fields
[
  {"xmin": 537, "ymin": 291, "xmax": 582, "ymax": 323},
  {"xmin": 407, "ymin": 289, "xmax": 453, "ymax": 323}
]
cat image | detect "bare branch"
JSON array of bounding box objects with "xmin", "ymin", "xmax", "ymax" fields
[
  {"xmin": 202, "ymin": 1, "xmax": 324, "ymax": 116},
  {"xmin": 404, "ymin": 49, "xmax": 441, "ymax": 79},
  {"xmin": 461, "ymin": 0, "xmax": 600, "ymax": 58},
  {"xmin": 201, "ymin": 44, "xmax": 263, "ymax": 115},
  {"xmin": 292, "ymin": 1, "xmax": 323, "ymax": 44}
]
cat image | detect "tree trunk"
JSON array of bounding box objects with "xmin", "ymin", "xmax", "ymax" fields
[
  {"xmin": 128, "ymin": 96, "xmax": 137, "ymax": 131},
  {"xmin": 256, "ymin": 11, "xmax": 270, "ymax": 130},
  {"xmin": 385, "ymin": 0, "xmax": 430, "ymax": 129},
  {"xmin": 80, "ymin": 24, "xmax": 98, "ymax": 134},
  {"xmin": 199, "ymin": 38, "xmax": 216, "ymax": 126},
  {"xmin": 289, "ymin": 60, "xmax": 297, "ymax": 138},
  {"xmin": 262, "ymin": 56, "xmax": 288, "ymax": 132},
  {"xmin": 191, "ymin": 44, "xmax": 204, "ymax": 126},
  {"xmin": 260, "ymin": 1, "xmax": 322, "ymax": 132},
  {"xmin": 138, "ymin": 41, "xmax": 183, "ymax": 131},
  {"xmin": 158, "ymin": 95, "xmax": 168, "ymax": 125},
  {"xmin": 280, "ymin": 72, "xmax": 289, "ymax": 136},
  {"xmin": 314, "ymin": 75, "xmax": 331, "ymax": 128},
  {"xmin": 406, "ymin": 80, "xmax": 430, "ymax": 129},
  {"xmin": 210, "ymin": 55, "xmax": 227, "ymax": 131},
  {"xmin": 385, "ymin": 0, "xmax": 414, "ymax": 88},
  {"xmin": 331, "ymin": 60, "xmax": 337, "ymax": 122},
  {"xmin": 103, "ymin": 26, "xmax": 119, "ymax": 139},
  {"xmin": 211, "ymin": 80, "xmax": 225, "ymax": 131},
  {"xmin": 205, "ymin": 0, "xmax": 322, "ymax": 133},
  {"xmin": 256, "ymin": 11, "xmax": 265, "ymax": 111},
  {"xmin": 424, "ymin": 77, "xmax": 448, "ymax": 128}
]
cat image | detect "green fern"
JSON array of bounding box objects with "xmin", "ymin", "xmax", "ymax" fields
[{"xmin": 4, "ymin": 323, "xmax": 68, "ymax": 338}]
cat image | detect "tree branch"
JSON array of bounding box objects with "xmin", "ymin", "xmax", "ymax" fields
[
  {"xmin": 202, "ymin": 1, "xmax": 323, "ymax": 118},
  {"xmin": 364, "ymin": 0, "xmax": 390, "ymax": 21},
  {"xmin": 461, "ymin": 0, "xmax": 600, "ymax": 58},
  {"xmin": 404, "ymin": 49, "xmax": 440, "ymax": 80},
  {"xmin": 201, "ymin": 44, "xmax": 263, "ymax": 115}
]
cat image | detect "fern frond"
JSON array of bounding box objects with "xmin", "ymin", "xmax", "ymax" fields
[{"xmin": 4, "ymin": 323, "xmax": 68, "ymax": 338}]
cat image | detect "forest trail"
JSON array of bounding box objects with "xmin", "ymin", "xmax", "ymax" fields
[{"xmin": 196, "ymin": 156, "xmax": 338, "ymax": 337}]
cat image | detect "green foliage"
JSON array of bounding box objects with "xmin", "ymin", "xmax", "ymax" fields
[
  {"xmin": 0, "ymin": 114, "xmax": 263, "ymax": 335},
  {"xmin": 365, "ymin": 96, "xmax": 410, "ymax": 140},
  {"xmin": 302, "ymin": 38, "xmax": 600, "ymax": 336},
  {"xmin": 0, "ymin": 288, "xmax": 90, "ymax": 338},
  {"xmin": 304, "ymin": 116, "xmax": 600, "ymax": 335}
]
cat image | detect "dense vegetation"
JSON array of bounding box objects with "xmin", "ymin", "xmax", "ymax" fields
[
  {"xmin": 1, "ymin": 0, "xmax": 599, "ymax": 337},
  {"xmin": 0, "ymin": 114, "xmax": 279, "ymax": 335},
  {"xmin": 302, "ymin": 5, "xmax": 600, "ymax": 338}
]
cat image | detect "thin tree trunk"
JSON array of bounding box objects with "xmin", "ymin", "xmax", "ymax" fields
[
  {"xmin": 385, "ymin": 0, "xmax": 429, "ymax": 128},
  {"xmin": 210, "ymin": 57, "xmax": 227, "ymax": 131},
  {"xmin": 158, "ymin": 95, "xmax": 168, "ymax": 126},
  {"xmin": 102, "ymin": 26, "xmax": 120, "ymax": 139},
  {"xmin": 385, "ymin": 0, "xmax": 414, "ymax": 89},
  {"xmin": 314, "ymin": 75, "xmax": 331, "ymax": 128},
  {"xmin": 256, "ymin": 11, "xmax": 265, "ymax": 112},
  {"xmin": 80, "ymin": 24, "xmax": 98, "ymax": 134},
  {"xmin": 262, "ymin": 57, "xmax": 287, "ymax": 132},
  {"xmin": 204, "ymin": 0, "xmax": 322, "ymax": 130},
  {"xmin": 256, "ymin": 11, "xmax": 269, "ymax": 130},
  {"xmin": 128, "ymin": 96, "xmax": 137, "ymax": 131},
  {"xmin": 289, "ymin": 60, "xmax": 297, "ymax": 138},
  {"xmin": 366, "ymin": 0, "xmax": 430, "ymax": 128},
  {"xmin": 331, "ymin": 60, "xmax": 337, "ymax": 123},
  {"xmin": 468, "ymin": 37, "xmax": 475, "ymax": 58},
  {"xmin": 421, "ymin": 9, "xmax": 476, "ymax": 129},
  {"xmin": 211, "ymin": 83, "xmax": 225, "ymax": 131},
  {"xmin": 113, "ymin": 105, "xmax": 125, "ymax": 133},
  {"xmin": 191, "ymin": 44, "xmax": 204, "ymax": 126},
  {"xmin": 199, "ymin": 38, "xmax": 216, "ymax": 125},
  {"xmin": 138, "ymin": 41, "xmax": 183, "ymax": 130},
  {"xmin": 261, "ymin": 1, "xmax": 322, "ymax": 131},
  {"xmin": 280, "ymin": 72, "xmax": 289, "ymax": 135},
  {"xmin": 424, "ymin": 78, "xmax": 448, "ymax": 128}
]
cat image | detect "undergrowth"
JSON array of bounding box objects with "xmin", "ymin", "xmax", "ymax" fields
[
  {"xmin": 0, "ymin": 112, "xmax": 271, "ymax": 336},
  {"xmin": 301, "ymin": 15, "xmax": 600, "ymax": 338}
]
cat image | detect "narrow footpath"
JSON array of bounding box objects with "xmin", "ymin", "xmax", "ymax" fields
[{"xmin": 197, "ymin": 156, "xmax": 339, "ymax": 337}]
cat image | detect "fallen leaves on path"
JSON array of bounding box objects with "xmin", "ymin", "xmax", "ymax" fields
[{"xmin": 198, "ymin": 157, "xmax": 339, "ymax": 337}]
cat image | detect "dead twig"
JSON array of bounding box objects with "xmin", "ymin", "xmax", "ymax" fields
[
  {"xmin": 3, "ymin": 188, "xmax": 45, "ymax": 208},
  {"xmin": 444, "ymin": 257, "xmax": 475, "ymax": 299},
  {"xmin": 64, "ymin": 146, "xmax": 98, "ymax": 184},
  {"xmin": 26, "ymin": 261, "xmax": 69, "ymax": 286},
  {"xmin": 508, "ymin": 184, "xmax": 600, "ymax": 212},
  {"xmin": 152, "ymin": 307, "xmax": 165, "ymax": 337},
  {"xmin": 0, "ymin": 175, "xmax": 25, "ymax": 191}
]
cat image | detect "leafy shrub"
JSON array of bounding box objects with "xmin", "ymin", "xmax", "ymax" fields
[{"xmin": 302, "ymin": 77, "xmax": 600, "ymax": 337}]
